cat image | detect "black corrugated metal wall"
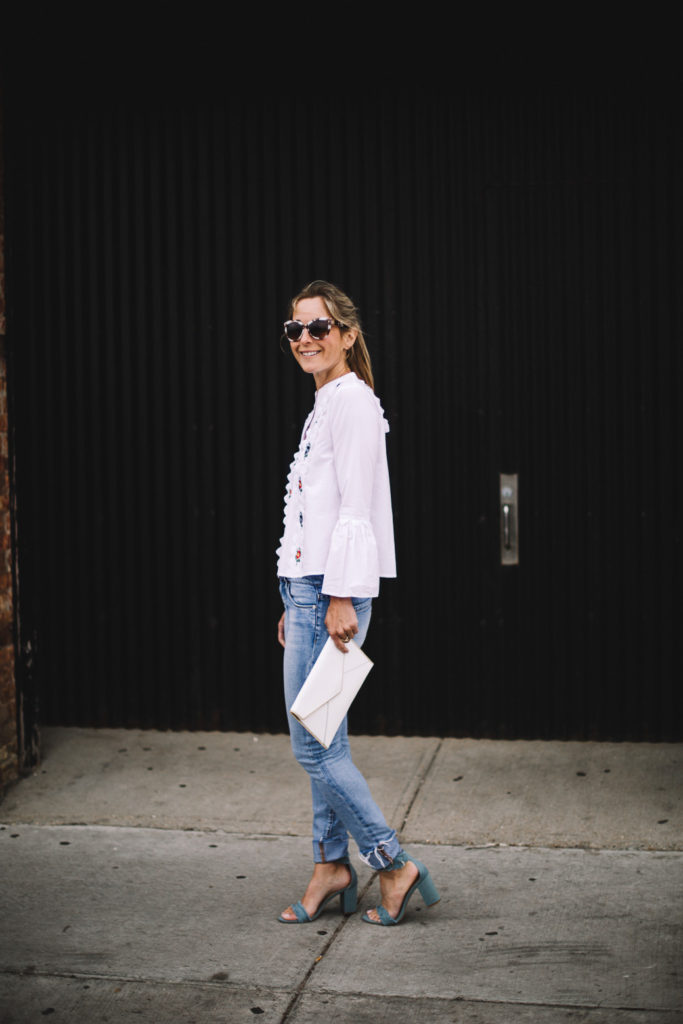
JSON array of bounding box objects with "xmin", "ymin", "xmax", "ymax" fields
[{"xmin": 5, "ymin": 90, "xmax": 681, "ymax": 739}]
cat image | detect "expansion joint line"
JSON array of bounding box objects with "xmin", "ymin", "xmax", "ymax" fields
[
  {"xmin": 397, "ymin": 738, "xmax": 442, "ymax": 839},
  {"xmin": 279, "ymin": 739, "xmax": 443, "ymax": 1024},
  {"xmin": 278, "ymin": 879, "xmax": 374, "ymax": 1024}
]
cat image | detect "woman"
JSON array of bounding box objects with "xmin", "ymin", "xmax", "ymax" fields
[{"xmin": 276, "ymin": 280, "xmax": 439, "ymax": 926}]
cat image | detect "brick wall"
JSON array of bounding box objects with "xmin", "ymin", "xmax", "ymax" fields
[{"xmin": 0, "ymin": 102, "xmax": 19, "ymax": 793}]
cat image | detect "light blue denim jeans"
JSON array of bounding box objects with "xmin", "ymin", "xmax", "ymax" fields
[{"xmin": 279, "ymin": 575, "xmax": 403, "ymax": 869}]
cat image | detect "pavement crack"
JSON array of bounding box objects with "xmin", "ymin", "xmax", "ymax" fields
[
  {"xmin": 397, "ymin": 738, "xmax": 442, "ymax": 837},
  {"xmin": 279, "ymin": 745, "xmax": 443, "ymax": 1024},
  {"xmin": 278, "ymin": 874, "xmax": 376, "ymax": 1024}
]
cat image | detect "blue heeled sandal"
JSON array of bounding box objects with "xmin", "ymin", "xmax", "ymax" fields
[
  {"xmin": 278, "ymin": 861, "xmax": 358, "ymax": 923},
  {"xmin": 362, "ymin": 854, "xmax": 440, "ymax": 926}
]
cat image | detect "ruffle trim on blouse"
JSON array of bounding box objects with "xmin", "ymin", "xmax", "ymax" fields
[
  {"xmin": 276, "ymin": 452, "xmax": 304, "ymax": 572},
  {"xmin": 321, "ymin": 515, "xmax": 380, "ymax": 598},
  {"xmin": 374, "ymin": 395, "xmax": 391, "ymax": 435}
]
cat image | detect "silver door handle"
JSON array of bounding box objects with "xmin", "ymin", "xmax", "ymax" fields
[
  {"xmin": 502, "ymin": 503, "xmax": 512, "ymax": 549},
  {"xmin": 500, "ymin": 474, "xmax": 519, "ymax": 565}
]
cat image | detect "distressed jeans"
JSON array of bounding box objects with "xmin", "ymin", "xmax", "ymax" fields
[{"xmin": 279, "ymin": 575, "xmax": 403, "ymax": 869}]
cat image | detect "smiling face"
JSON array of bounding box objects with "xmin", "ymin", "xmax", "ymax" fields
[{"xmin": 289, "ymin": 296, "xmax": 357, "ymax": 389}]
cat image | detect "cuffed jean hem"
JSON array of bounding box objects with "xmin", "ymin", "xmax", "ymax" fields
[
  {"xmin": 313, "ymin": 837, "xmax": 350, "ymax": 864},
  {"xmin": 357, "ymin": 832, "xmax": 404, "ymax": 871}
]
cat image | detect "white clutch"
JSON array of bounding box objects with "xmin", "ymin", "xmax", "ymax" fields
[{"xmin": 289, "ymin": 637, "xmax": 374, "ymax": 748}]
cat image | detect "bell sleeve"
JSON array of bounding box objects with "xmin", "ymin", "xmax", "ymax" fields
[{"xmin": 322, "ymin": 384, "xmax": 386, "ymax": 598}]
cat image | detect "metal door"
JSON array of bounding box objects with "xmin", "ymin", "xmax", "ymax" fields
[{"xmin": 4, "ymin": 92, "xmax": 681, "ymax": 738}]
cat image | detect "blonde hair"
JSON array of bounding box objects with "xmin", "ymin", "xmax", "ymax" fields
[{"xmin": 289, "ymin": 280, "xmax": 374, "ymax": 390}]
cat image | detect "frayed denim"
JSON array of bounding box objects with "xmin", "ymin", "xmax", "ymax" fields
[{"xmin": 280, "ymin": 575, "xmax": 402, "ymax": 869}]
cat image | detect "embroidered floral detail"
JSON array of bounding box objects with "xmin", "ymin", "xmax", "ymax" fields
[{"xmin": 277, "ymin": 384, "xmax": 336, "ymax": 576}]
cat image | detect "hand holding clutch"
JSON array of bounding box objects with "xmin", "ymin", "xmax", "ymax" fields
[{"xmin": 289, "ymin": 637, "xmax": 374, "ymax": 748}]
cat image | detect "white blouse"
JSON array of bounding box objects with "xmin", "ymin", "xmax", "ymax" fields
[{"xmin": 276, "ymin": 373, "xmax": 397, "ymax": 598}]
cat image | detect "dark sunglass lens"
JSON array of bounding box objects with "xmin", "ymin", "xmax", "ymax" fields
[
  {"xmin": 285, "ymin": 321, "xmax": 304, "ymax": 341},
  {"xmin": 307, "ymin": 319, "xmax": 331, "ymax": 341}
]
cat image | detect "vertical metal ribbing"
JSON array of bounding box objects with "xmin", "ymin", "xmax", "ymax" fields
[{"xmin": 4, "ymin": 91, "xmax": 681, "ymax": 739}]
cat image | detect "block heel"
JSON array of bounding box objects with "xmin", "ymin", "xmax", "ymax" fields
[
  {"xmin": 340, "ymin": 874, "xmax": 358, "ymax": 914},
  {"xmin": 417, "ymin": 869, "xmax": 440, "ymax": 907},
  {"xmin": 362, "ymin": 855, "xmax": 440, "ymax": 926}
]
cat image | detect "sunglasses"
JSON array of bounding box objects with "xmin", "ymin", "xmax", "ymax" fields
[{"xmin": 283, "ymin": 317, "xmax": 345, "ymax": 343}]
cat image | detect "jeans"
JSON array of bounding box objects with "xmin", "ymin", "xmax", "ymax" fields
[{"xmin": 279, "ymin": 575, "xmax": 403, "ymax": 870}]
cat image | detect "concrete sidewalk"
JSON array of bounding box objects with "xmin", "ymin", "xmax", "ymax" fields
[{"xmin": 1, "ymin": 728, "xmax": 682, "ymax": 1022}]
